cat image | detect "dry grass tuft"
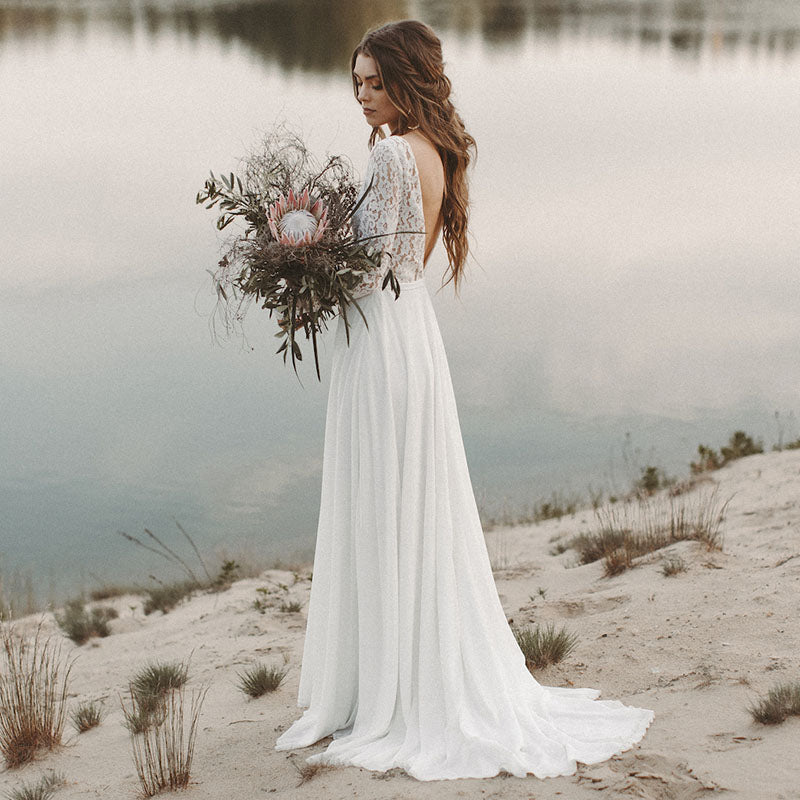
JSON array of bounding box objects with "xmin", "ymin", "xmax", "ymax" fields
[
  {"xmin": 749, "ymin": 682, "xmax": 800, "ymax": 725},
  {"xmin": 6, "ymin": 769, "xmax": 65, "ymax": 800},
  {"xmin": 660, "ymin": 554, "xmax": 687, "ymax": 577},
  {"xmin": 121, "ymin": 683, "xmax": 207, "ymax": 797},
  {"xmin": 572, "ymin": 487, "xmax": 730, "ymax": 577},
  {"xmin": 512, "ymin": 623, "xmax": 578, "ymax": 670},
  {"xmin": 0, "ymin": 622, "xmax": 73, "ymax": 768},
  {"xmin": 142, "ymin": 580, "xmax": 198, "ymax": 616},
  {"xmin": 70, "ymin": 700, "xmax": 103, "ymax": 733},
  {"xmin": 236, "ymin": 663, "xmax": 288, "ymax": 699},
  {"xmin": 293, "ymin": 759, "xmax": 334, "ymax": 786}
]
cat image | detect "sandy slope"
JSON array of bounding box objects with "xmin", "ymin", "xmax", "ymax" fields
[{"xmin": 2, "ymin": 448, "xmax": 799, "ymax": 799}]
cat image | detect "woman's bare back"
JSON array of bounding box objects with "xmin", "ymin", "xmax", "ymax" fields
[{"xmin": 401, "ymin": 131, "xmax": 444, "ymax": 265}]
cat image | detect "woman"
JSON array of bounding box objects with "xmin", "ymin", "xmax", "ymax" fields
[{"xmin": 274, "ymin": 20, "xmax": 654, "ymax": 781}]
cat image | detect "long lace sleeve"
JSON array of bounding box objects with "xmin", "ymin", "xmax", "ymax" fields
[{"xmin": 349, "ymin": 138, "xmax": 403, "ymax": 301}]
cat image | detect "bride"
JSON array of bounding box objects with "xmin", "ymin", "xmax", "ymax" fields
[{"xmin": 274, "ymin": 19, "xmax": 654, "ymax": 781}]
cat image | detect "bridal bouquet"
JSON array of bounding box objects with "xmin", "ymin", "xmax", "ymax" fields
[{"xmin": 196, "ymin": 130, "xmax": 400, "ymax": 380}]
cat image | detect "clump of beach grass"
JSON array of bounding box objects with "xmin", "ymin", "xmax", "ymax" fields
[
  {"xmin": 0, "ymin": 622, "xmax": 73, "ymax": 768},
  {"xmin": 121, "ymin": 682, "xmax": 207, "ymax": 797},
  {"xmin": 512, "ymin": 623, "xmax": 578, "ymax": 671},
  {"xmin": 237, "ymin": 662, "xmax": 288, "ymax": 699},
  {"xmin": 124, "ymin": 660, "xmax": 190, "ymax": 734},
  {"xmin": 70, "ymin": 700, "xmax": 103, "ymax": 733},
  {"xmin": 54, "ymin": 598, "xmax": 118, "ymax": 645},
  {"xmin": 278, "ymin": 599, "xmax": 303, "ymax": 613},
  {"xmin": 571, "ymin": 486, "xmax": 730, "ymax": 578},
  {"xmin": 142, "ymin": 580, "xmax": 198, "ymax": 616},
  {"xmin": 749, "ymin": 682, "xmax": 800, "ymax": 725},
  {"xmin": 5, "ymin": 769, "xmax": 65, "ymax": 800}
]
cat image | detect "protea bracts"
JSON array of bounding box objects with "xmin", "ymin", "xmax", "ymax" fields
[{"xmin": 267, "ymin": 188, "xmax": 329, "ymax": 246}]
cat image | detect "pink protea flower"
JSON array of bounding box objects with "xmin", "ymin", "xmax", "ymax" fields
[{"xmin": 267, "ymin": 187, "xmax": 329, "ymax": 246}]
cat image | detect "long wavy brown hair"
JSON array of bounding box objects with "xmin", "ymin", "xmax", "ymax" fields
[{"xmin": 351, "ymin": 20, "xmax": 476, "ymax": 293}]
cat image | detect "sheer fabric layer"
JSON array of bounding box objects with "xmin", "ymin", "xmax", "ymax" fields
[{"xmin": 273, "ymin": 279, "xmax": 653, "ymax": 780}]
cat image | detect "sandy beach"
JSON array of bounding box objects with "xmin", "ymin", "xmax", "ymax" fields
[{"xmin": 2, "ymin": 447, "xmax": 799, "ymax": 799}]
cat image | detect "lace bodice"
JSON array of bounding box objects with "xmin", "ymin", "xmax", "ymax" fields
[{"xmin": 350, "ymin": 135, "xmax": 426, "ymax": 299}]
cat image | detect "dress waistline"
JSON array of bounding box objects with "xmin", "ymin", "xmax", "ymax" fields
[{"xmin": 398, "ymin": 276, "xmax": 427, "ymax": 290}]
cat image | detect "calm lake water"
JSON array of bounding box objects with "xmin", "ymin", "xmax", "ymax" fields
[{"xmin": 2, "ymin": 0, "xmax": 799, "ymax": 603}]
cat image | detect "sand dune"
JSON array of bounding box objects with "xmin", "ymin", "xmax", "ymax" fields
[{"xmin": 2, "ymin": 448, "xmax": 799, "ymax": 798}]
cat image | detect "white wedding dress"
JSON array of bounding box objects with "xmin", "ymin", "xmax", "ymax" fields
[{"xmin": 274, "ymin": 135, "xmax": 654, "ymax": 780}]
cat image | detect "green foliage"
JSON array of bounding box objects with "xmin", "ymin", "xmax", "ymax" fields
[
  {"xmin": 278, "ymin": 599, "xmax": 303, "ymax": 613},
  {"xmin": 236, "ymin": 663, "xmax": 288, "ymax": 698},
  {"xmin": 720, "ymin": 430, "xmax": 763, "ymax": 462},
  {"xmin": 70, "ymin": 700, "xmax": 103, "ymax": 733},
  {"xmin": 5, "ymin": 770, "xmax": 65, "ymax": 800},
  {"xmin": 512, "ymin": 623, "xmax": 578, "ymax": 670},
  {"xmin": 54, "ymin": 598, "xmax": 118, "ymax": 645},
  {"xmin": 690, "ymin": 444, "xmax": 724, "ymax": 474},
  {"xmin": 783, "ymin": 437, "xmax": 800, "ymax": 450},
  {"xmin": 749, "ymin": 682, "xmax": 800, "ymax": 725},
  {"xmin": 635, "ymin": 465, "xmax": 673, "ymax": 495},
  {"xmin": 691, "ymin": 430, "xmax": 763, "ymax": 474},
  {"xmin": 211, "ymin": 560, "xmax": 240, "ymax": 591}
]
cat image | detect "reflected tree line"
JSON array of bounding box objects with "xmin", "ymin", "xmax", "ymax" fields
[{"xmin": 2, "ymin": 0, "xmax": 799, "ymax": 69}]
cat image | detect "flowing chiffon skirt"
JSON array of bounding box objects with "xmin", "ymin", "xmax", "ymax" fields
[{"xmin": 274, "ymin": 277, "xmax": 653, "ymax": 780}]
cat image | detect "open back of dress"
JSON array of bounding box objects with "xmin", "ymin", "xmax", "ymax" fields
[{"xmin": 274, "ymin": 135, "xmax": 653, "ymax": 781}]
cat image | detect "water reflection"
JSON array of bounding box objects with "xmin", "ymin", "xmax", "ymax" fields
[{"xmin": 2, "ymin": 0, "xmax": 799, "ymax": 68}]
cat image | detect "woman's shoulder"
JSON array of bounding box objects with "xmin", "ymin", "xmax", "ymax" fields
[
  {"xmin": 370, "ymin": 135, "xmax": 405, "ymax": 157},
  {"xmin": 366, "ymin": 135, "xmax": 408, "ymax": 177}
]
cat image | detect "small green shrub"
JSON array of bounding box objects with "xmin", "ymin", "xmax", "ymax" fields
[
  {"xmin": 512, "ymin": 623, "xmax": 578, "ymax": 670},
  {"xmin": 635, "ymin": 465, "xmax": 672, "ymax": 495},
  {"xmin": 54, "ymin": 599, "xmax": 118, "ymax": 645},
  {"xmin": 279, "ymin": 599, "xmax": 303, "ymax": 613},
  {"xmin": 691, "ymin": 431, "xmax": 763, "ymax": 474},
  {"xmin": 720, "ymin": 430, "xmax": 763, "ymax": 462},
  {"xmin": 71, "ymin": 700, "xmax": 103, "ymax": 733},
  {"xmin": 749, "ymin": 682, "xmax": 800, "ymax": 725},
  {"xmin": 210, "ymin": 560, "xmax": 240, "ymax": 592},
  {"xmin": 237, "ymin": 663, "xmax": 288, "ymax": 698}
]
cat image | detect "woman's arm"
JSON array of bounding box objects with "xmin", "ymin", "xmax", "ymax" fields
[
  {"xmin": 347, "ymin": 138, "xmax": 402, "ymax": 300},
  {"xmin": 279, "ymin": 139, "xmax": 403, "ymax": 329}
]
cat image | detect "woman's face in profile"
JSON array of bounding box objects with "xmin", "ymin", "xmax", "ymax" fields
[{"xmin": 353, "ymin": 52, "xmax": 400, "ymax": 132}]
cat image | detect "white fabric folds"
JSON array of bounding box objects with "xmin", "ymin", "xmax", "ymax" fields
[{"xmin": 274, "ymin": 275, "xmax": 654, "ymax": 780}]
